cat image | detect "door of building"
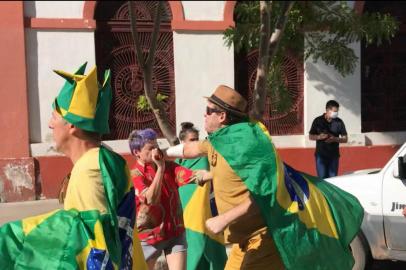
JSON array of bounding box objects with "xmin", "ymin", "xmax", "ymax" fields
[{"xmin": 362, "ymin": 1, "xmax": 406, "ymax": 132}]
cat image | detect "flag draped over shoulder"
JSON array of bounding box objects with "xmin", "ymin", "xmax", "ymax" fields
[
  {"xmin": 208, "ymin": 122, "xmax": 364, "ymax": 270},
  {"xmin": 177, "ymin": 157, "xmax": 227, "ymax": 270},
  {"xmin": 0, "ymin": 146, "xmax": 147, "ymax": 270}
]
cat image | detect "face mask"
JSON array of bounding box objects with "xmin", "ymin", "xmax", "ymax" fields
[{"xmin": 329, "ymin": 111, "xmax": 338, "ymax": 119}]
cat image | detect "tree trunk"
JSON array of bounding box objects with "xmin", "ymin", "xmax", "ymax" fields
[
  {"xmin": 251, "ymin": 1, "xmax": 294, "ymax": 121},
  {"xmin": 143, "ymin": 72, "xmax": 179, "ymax": 146},
  {"xmin": 251, "ymin": 1, "xmax": 272, "ymax": 121},
  {"xmin": 267, "ymin": 1, "xmax": 294, "ymax": 67},
  {"xmin": 129, "ymin": 1, "xmax": 179, "ymax": 145}
]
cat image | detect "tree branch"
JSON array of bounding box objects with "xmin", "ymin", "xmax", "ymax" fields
[
  {"xmin": 129, "ymin": 1, "xmax": 178, "ymax": 145},
  {"xmin": 129, "ymin": 1, "xmax": 146, "ymax": 70},
  {"xmin": 146, "ymin": 1, "xmax": 162, "ymax": 70},
  {"xmin": 251, "ymin": 1, "xmax": 272, "ymax": 120},
  {"xmin": 268, "ymin": 1, "xmax": 294, "ymax": 67}
]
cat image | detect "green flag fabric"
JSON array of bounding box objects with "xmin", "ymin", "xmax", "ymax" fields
[
  {"xmin": 176, "ymin": 157, "xmax": 227, "ymax": 270},
  {"xmin": 0, "ymin": 146, "xmax": 143, "ymax": 270},
  {"xmin": 208, "ymin": 121, "xmax": 364, "ymax": 270}
]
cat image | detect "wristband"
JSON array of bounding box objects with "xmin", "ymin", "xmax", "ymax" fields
[{"xmin": 166, "ymin": 143, "xmax": 185, "ymax": 157}]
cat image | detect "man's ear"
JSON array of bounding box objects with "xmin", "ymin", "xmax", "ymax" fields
[
  {"xmin": 219, "ymin": 111, "xmax": 227, "ymax": 125},
  {"xmin": 69, "ymin": 124, "xmax": 79, "ymax": 136}
]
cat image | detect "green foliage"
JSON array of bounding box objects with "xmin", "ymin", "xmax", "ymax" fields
[
  {"xmin": 224, "ymin": 1, "xmax": 398, "ymax": 114},
  {"xmin": 136, "ymin": 93, "xmax": 168, "ymax": 112},
  {"xmin": 224, "ymin": 1, "xmax": 261, "ymax": 52},
  {"xmin": 225, "ymin": 1, "xmax": 399, "ymax": 77}
]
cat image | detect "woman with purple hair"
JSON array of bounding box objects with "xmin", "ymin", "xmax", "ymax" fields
[{"xmin": 129, "ymin": 128, "xmax": 210, "ymax": 270}]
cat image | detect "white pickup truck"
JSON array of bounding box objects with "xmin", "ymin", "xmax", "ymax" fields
[{"xmin": 326, "ymin": 142, "xmax": 406, "ymax": 270}]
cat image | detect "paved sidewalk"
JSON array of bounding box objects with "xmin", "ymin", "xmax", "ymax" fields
[{"xmin": 0, "ymin": 199, "xmax": 61, "ymax": 225}]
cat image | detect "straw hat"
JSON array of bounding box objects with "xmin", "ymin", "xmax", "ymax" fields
[{"xmin": 206, "ymin": 85, "xmax": 247, "ymax": 117}]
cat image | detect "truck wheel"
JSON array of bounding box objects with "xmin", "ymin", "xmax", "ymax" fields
[{"xmin": 350, "ymin": 234, "xmax": 369, "ymax": 270}]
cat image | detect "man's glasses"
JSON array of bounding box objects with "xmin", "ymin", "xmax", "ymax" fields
[{"xmin": 206, "ymin": 106, "xmax": 224, "ymax": 115}]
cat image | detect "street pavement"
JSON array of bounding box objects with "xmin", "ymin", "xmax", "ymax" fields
[
  {"xmin": 1, "ymin": 200, "xmax": 406, "ymax": 269},
  {"xmin": 0, "ymin": 199, "xmax": 61, "ymax": 225}
]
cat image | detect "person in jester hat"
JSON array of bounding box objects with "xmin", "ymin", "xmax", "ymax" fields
[
  {"xmin": 176, "ymin": 122, "xmax": 227, "ymax": 270},
  {"xmin": 165, "ymin": 85, "xmax": 364, "ymax": 270},
  {"xmin": 0, "ymin": 63, "xmax": 147, "ymax": 270}
]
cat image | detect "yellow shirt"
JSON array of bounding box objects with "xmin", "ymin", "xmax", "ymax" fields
[
  {"xmin": 64, "ymin": 147, "xmax": 107, "ymax": 213},
  {"xmin": 198, "ymin": 140, "xmax": 266, "ymax": 243}
]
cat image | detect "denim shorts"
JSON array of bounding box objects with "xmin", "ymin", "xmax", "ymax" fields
[{"xmin": 141, "ymin": 233, "xmax": 187, "ymax": 261}]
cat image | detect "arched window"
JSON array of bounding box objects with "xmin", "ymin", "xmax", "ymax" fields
[{"xmin": 94, "ymin": 1, "xmax": 176, "ymax": 139}]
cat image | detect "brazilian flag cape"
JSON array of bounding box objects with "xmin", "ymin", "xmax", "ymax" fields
[
  {"xmin": 176, "ymin": 157, "xmax": 227, "ymax": 270},
  {"xmin": 0, "ymin": 146, "xmax": 147, "ymax": 270},
  {"xmin": 208, "ymin": 122, "xmax": 364, "ymax": 270}
]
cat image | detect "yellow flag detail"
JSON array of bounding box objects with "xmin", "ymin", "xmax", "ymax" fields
[
  {"xmin": 76, "ymin": 220, "xmax": 118, "ymax": 269},
  {"xmin": 132, "ymin": 228, "xmax": 148, "ymax": 270},
  {"xmin": 22, "ymin": 210, "xmax": 59, "ymax": 236},
  {"xmin": 275, "ymin": 157, "xmax": 338, "ymax": 239},
  {"xmin": 183, "ymin": 183, "xmax": 224, "ymax": 244}
]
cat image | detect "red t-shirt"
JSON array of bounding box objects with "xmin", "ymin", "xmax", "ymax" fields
[{"xmin": 131, "ymin": 161, "xmax": 193, "ymax": 245}]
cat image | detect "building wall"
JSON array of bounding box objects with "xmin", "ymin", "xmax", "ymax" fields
[
  {"xmin": 0, "ymin": 2, "xmax": 35, "ymax": 202},
  {"xmin": 173, "ymin": 32, "xmax": 234, "ymax": 138},
  {"xmin": 24, "ymin": 0, "xmax": 406, "ymax": 149},
  {"xmin": 0, "ymin": 2, "xmax": 30, "ymax": 158},
  {"xmin": 24, "ymin": 1, "xmax": 84, "ymax": 18},
  {"xmin": 0, "ymin": 0, "xmax": 404, "ymax": 202},
  {"xmin": 173, "ymin": 1, "xmax": 233, "ymax": 138},
  {"xmin": 182, "ymin": 1, "xmax": 225, "ymax": 21},
  {"xmin": 26, "ymin": 31, "xmax": 96, "ymax": 143},
  {"xmin": 24, "ymin": 1, "xmax": 406, "ymax": 152},
  {"xmin": 36, "ymin": 145, "xmax": 399, "ymax": 199},
  {"xmin": 304, "ymin": 41, "xmax": 363, "ymax": 147},
  {"xmin": 24, "ymin": 1, "xmax": 95, "ymax": 143}
]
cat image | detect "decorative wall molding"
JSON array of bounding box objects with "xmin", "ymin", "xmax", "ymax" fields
[{"xmin": 25, "ymin": 1, "xmax": 236, "ymax": 31}]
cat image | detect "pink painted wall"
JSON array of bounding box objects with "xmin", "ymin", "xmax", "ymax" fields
[
  {"xmin": 0, "ymin": 1, "xmax": 29, "ymax": 158},
  {"xmin": 35, "ymin": 145, "xmax": 399, "ymax": 199}
]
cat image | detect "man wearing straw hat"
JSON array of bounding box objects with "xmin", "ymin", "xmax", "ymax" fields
[
  {"xmin": 165, "ymin": 85, "xmax": 363, "ymax": 270},
  {"xmin": 166, "ymin": 85, "xmax": 284, "ymax": 270}
]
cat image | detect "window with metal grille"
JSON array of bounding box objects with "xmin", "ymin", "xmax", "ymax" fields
[
  {"xmin": 94, "ymin": 1, "xmax": 176, "ymax": 140},
  {"xmin": 235, "ymin": 49, "xmax": 304, "ymax": 135}
]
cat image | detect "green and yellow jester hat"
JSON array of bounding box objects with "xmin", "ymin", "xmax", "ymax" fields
[{"xmin": 52, "ymin": 62, "xmax": 112, "ymax": 134}]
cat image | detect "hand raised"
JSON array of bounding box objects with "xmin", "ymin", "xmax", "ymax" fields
[{"xmin": 152, "ymin": 148, "xmax": 165, "ymax": 167}]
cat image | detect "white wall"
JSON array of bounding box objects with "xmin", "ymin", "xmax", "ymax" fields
[
  {"xmin": 173, "ymin": 32, "xmax": 234, "ymax": 139},
  {"xmin": 24, "ymin": 1, "xmax": 84, "ymax": 18},
  {"xmin": 181, "ymin": 1, "xmax": 225, "ymax": 21},
  {"xmin": 174, "ymin": 1, "xmax": 233, "ymax": 138},
  {"xmin": 26, "ymin": 30, "xmax": 96, "ymax": 143},
  {"xmin": 304, "ymin": 40, "xmax": 363, "ymax": 147},
  {"xmin": 364, "ymin": 132, "xmax": 406, "ymax": 146},
  {"xmin": 25, "ymin": 0, "xmax": 405, "ymax": 157}
]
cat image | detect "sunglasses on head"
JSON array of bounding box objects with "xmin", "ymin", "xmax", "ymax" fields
[{"xmin": 206, "ymin": 106, "xmax": 224, "ymax": 115}]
